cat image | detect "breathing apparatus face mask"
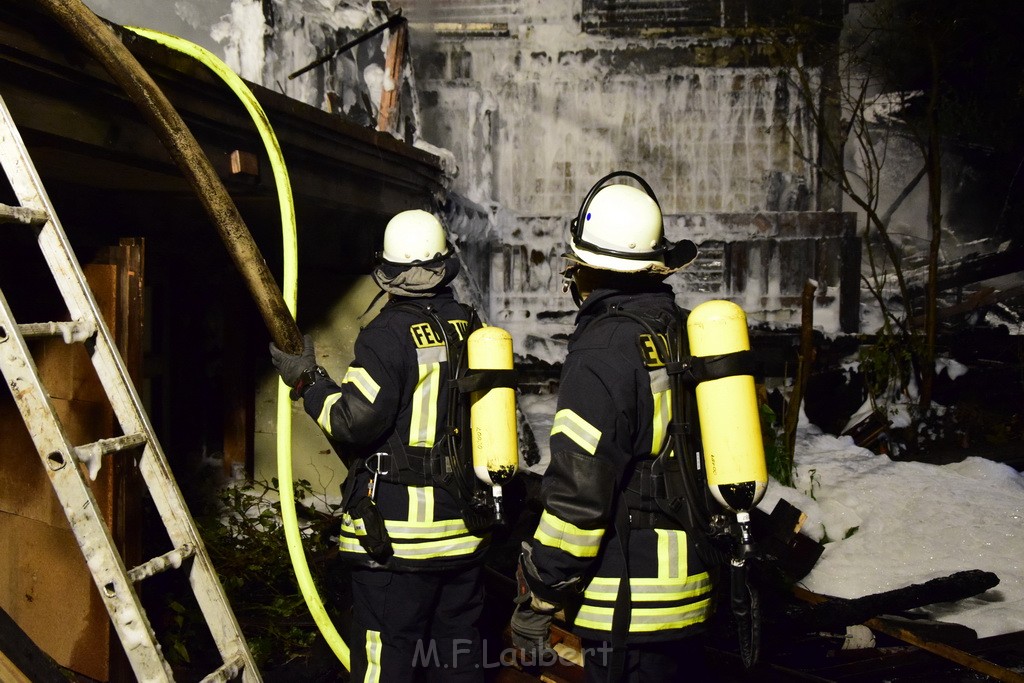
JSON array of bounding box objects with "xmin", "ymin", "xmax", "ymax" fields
[
  {"xmin": 372, "ymin": 250, "xmax": 461, "ymax": 298},
  {"xmin": 372, "ymin": 209, "xmax": 461, "ymax": 297}
]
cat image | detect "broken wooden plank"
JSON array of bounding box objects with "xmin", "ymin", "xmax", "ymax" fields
[
  {"xmin": 377, "ymin": 19, "xmax": 408, "ymax": 134},
  {"xmin": 841, "ymin": 409, "xmax": 890, "ymax": 451},
  {"xmin": 789, "ymin": 570, "xmax": 999, "ymax": 632},
  {"xmin": 910, "ymin": 284, "xmax": 1024, "ymax": 327},
  {"xmin": 751, "ymin": 498, "xmax": 825, "ymax": 582},
  {"xmin": 872, "ymin": 614, "xmax": 978, "ymax": 647},
  {"xmin": 792, "ymin": 574, "xmax": 1024, "ymax": 683},
  {"xmin": 496, "ymin": 619, "xmax": 584, "ymax": 683},
  {"xmin": 906, "ymin": 246, "xmax": 1024, "ymax": 297},
  {"xmin": 866, "ymin": 616, "xmax": 1024, "ymax": 683}
]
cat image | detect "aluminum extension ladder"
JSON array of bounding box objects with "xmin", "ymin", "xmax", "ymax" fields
[{"xmin": 0, "ymin": 93, "xmax": 261, "ymax": 682}]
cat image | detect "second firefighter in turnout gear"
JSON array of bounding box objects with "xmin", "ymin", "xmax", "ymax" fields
[
  {"xmin": 513, "ymin": 172, "xmax": 722, "ymax": 681},
  {"xmin": 271, "ymin": 209, "xmax": 491, "ymax": 681}
]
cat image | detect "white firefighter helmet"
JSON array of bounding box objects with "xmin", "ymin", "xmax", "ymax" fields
[
  {"xmin": 568, "ymin": 172, "xmax": 697, "ymax": 273},
  {"xmin": 381, "ymin": 209, "xmax": 451, "ymax": 265}
]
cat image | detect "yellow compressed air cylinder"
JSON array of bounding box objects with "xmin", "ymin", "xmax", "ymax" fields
[
  {"xmin": 467, "ymin": 326, "xmax": 519, "ymax": 493},
  {"xmin": 686, "ymin": 300, "xmax": 767, "ymax": 513}
]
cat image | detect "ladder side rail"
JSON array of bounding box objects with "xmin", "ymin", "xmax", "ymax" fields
[
  {"xmin": 0, "ymin": 292, "xmax": 174, "ymax": 683},
  {"xmin": 0, "ymin": 89, "xmax": 208, "ymax": 590},
  {"xmin": 136, "ymin": 441, "xmax": 261, "ymax": 676},
  {"xmin": 22, "ymin": 211, "xmax": 258, "ymax": 673},
  {"xmin": 1, "ymin": 94, "xmax": 261, "ymax": 681},
  {"xmin": 0, "ymin": 96, "xmax": 153, "ymax": 443}
]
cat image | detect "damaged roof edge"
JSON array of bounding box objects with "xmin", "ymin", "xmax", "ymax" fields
[{"xmin": 0, "ymin": 1, "xmax": 452, "ymax": 213}]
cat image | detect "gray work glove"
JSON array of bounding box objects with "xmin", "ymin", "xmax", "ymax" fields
[
  {"xmin": 511, "ymin": 549, "xmax": 557, "ymax": 657},
  {"xmin": 510, "ymin": 598, "xmax": 555, "ymax": 657},
  {"xmin": 269, "ymin": 334, "xmax": 316, "ymax": 387}
]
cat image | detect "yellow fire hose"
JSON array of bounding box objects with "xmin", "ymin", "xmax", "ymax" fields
[{"xmin": 124, "ymin": 27, "xmax": 351, "ymax": 670}]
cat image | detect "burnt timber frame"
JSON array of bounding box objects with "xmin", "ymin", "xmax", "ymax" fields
[{"xmin": 0, "ymin": 0, "xmax": 449, "ymax": 268}]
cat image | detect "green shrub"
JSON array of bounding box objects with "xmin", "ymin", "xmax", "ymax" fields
[{"xmin": 165, "ymin": 477, "xmax": 342, "ymax": 672}]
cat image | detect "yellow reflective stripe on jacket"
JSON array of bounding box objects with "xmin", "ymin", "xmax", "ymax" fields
[
  {"xmin": 407, "ymin": 486, "xmax": 435, "ymax": 523},
  {"xmin": 409, "ymin": 346, "xmax": 445, "ymax": 447},
  {"xmin": 340, "ymin": 515, "xmax": 469, "ymax": 540},
  {"xmin": 583, "ymin": 573, "xmax": 712, "ymax": 603},
  {"xmin": 382, "ymin": 519, "xmax": 470, "ymax": 540},
  {"xmin": 574, "ymin": 598, "xmax": 714, "ymax": 632},
  {"xmin": 317, "ymin": 392, "xmax": 342, "ymax": 434},
  {"xmin": 316, "ymin": 367, "xmax": 381, "ymax": 435},
  {"xmin": 533, "ymin": 510, "xmax": 604, "ymax": 558},
  {"xmin": 656, "ymin": 528, "xmax": 687, "ymax": 580},
  {"xmin": 389, "ymin": 535, "xmax": 484, "ymax": 558},
  {"xmin": 344, "ymin": 513, "xmax": 368, "ymax": 537},
  {"xmin": 364, "ymin": 629, "xmax": 383, "ymax": 683},
  {"xmin": 343, "ymin": 366, "xmax": 380, "ymax": 403},
  {"xmin": 339, "ymin": 533, "xmax": 484, "ymax": 560},
  {"xmin": 340, "ymin": 489, "xmax": 484, "ymax": 560},
  {"xmin": 550, "ymin": 408, "xmax": 601, "ymax": 455},
  {"xmin": 650, "ymin": 367, "xmax": 671, "ymax": 456}
]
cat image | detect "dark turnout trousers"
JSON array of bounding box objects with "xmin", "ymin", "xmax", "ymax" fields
[{"xmin": 349, "ymin": 564, "xmax": 485, "ymax": 682}]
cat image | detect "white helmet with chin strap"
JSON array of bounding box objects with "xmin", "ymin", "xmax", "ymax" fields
[
  {"xmin": 567, "ymin": 171, "xmax": 697, "ymax": 274},
  {"xmin": 381, "ymin": 209, "xmax": 452, "ymax": 265}
]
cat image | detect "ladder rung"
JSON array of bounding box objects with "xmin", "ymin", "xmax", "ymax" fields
[
  {"xmin": 74, "ymin": 432, "xmax": 148, "ymax": 464},
  {"xmin": 199, "ymin": 654, "xmax": 246, "ymax": 683},
  {"xmin": 19, "ymin": 320, "xmax": 96, "ymax": 343},
  {"xmin": 127, "ymin": 543, "xmax": 196, "ymax": 584},
  {"xmin": 2, "ymin": 90, "xmax": 262, "ymax": 681},
  {"xmin": 0, "ymin": 202, "xmax": 47, "ymax": 226}
]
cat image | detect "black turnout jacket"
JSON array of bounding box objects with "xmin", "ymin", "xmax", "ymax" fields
[
  {"xmin": 302, "ymin": 289, "xmax": 489, "ymax": 570},
  {"xmin": 528, "ymin": 284, "xmax": 715, "ymax": 643}
]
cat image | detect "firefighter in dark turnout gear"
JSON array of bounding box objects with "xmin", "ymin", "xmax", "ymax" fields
[
  {"xmin": 271, "ymin": 209, "xmax": 489, "ymax": 681},
  {"xmin": 512, "ymin": 173, "xmax": 718, "ymax": 682}
]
